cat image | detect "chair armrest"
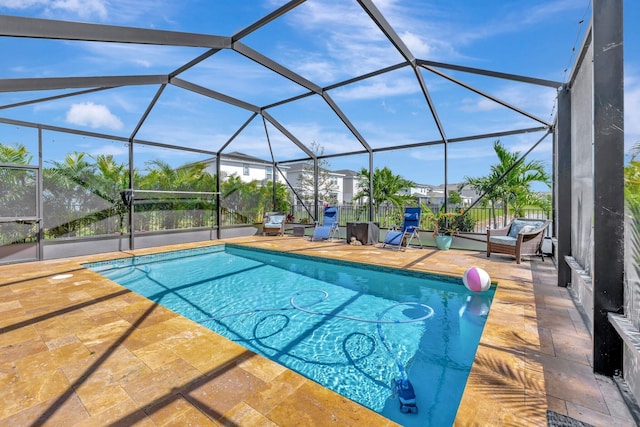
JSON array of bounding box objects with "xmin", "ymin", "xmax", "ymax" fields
[
  {"xmin": 487, "ymin": 226, "xmax": 510, "ymax": 237},
  {"xmin": 519, "ymin": 229, "xmax": 545, "ymax": 243}
]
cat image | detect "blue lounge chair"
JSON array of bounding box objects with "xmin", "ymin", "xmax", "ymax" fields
[
  {"xmin": 382, "ymin": 207, "xmax": 423, "ymax": 250},
  {"xmin": 311, "ymin": 206, "xmax": 339, "ymax": 241}
]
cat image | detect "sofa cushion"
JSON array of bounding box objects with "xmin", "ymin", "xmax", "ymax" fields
[
  {"xmin": 489, "ymin": 235, "xmax": 517, "ymax": 246},
  {"xmin": 266, "ymin": 215, "xmax": 285, "ymax": 225},
  {"xmin": 519, "ymin": 225, "xmax": 536, "ymax": 234},
  {"xmin": 507, "ymin": 220, "xmax": 528, "ymax": 237},
  {"xmin": 508, "ymin": 220, "xmax": 544, "ymax": 237}
]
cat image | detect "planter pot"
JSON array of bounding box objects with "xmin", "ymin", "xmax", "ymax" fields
[{"xmin": 435, "ymin": 235, "xmax": 453, "ymax": 250}]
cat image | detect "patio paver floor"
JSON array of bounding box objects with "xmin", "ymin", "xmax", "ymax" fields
[{"xmin": 0, "ymin": 235, "xmax": 635, "ymax": 426}]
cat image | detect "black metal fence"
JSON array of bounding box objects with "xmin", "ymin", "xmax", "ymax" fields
[
  {"xmin": 290, "ymin": 204, "xmax": 551, "ymax": 234},
  {"xmin": 1, "ymin": 198, "xmax": 552, "ymax": 244}
]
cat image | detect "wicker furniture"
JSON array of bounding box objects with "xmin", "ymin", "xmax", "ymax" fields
[
  {"xmin": 262, "ymin": 212, "xmax": 286, "ymax": 236},
  {"xmin": 486, "ymin": 218, "xmax": 550, "ymax": 264}
]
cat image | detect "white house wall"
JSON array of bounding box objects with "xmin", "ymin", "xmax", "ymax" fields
[{"xmin": 204, "ymin": 159, "xmax": 284, "ymax": 184}]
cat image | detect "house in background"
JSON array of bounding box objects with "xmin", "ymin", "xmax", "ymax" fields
[
  {"xmin": 200, "ymin": 153, "xmax": 482, "ymax": 208},
  {"xmin": 427, "ymin": 184, "xmax": 477, "ymax": 206},
  {"xmin": 202, "ymin": 152, "xmax": 288, "ymax": 185},
  {"xmin": 400, "ymin": 183, "xmax": 433, "ymax": 205},
  {"xmin": 333, "ymin": 169, "xmax": 363, "ymax": 204},
  {"xmin": 285, "ymin": 162, "xmax": 345, "ymax": 205}
]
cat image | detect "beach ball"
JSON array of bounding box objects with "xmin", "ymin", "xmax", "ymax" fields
[{"xmin": 463, "ymin": 267, "xmax": 491, "ymax": 293}]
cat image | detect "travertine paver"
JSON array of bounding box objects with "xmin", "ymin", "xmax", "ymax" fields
[{"xmin": 0, "ymin": 235, "xmax": 635, "ymax": 426}]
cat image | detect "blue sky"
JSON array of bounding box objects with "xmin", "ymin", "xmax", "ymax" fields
[{"xmin": 0, "ymin": 0, "xmax": 638, "ymax": 190}]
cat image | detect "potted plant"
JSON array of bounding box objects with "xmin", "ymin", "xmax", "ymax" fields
[{"xmin": 431, "ymin": 211, "xmax": 460, "ymax": 250}]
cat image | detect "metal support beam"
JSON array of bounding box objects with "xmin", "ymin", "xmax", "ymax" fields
[
  {"xmin": 413, "ymin": 68, "xmax": 450, "ymax": 210},
  {"xmin": 0, "ymin": 87, "xmax": 116, "ymax": 110},
  {"xmin": 216, "ymin": 154, "xmax": 221, "ymax": 240},
  {"xmin": 321, "ymin": 92, "xmax": 372, "ymax": 153},
  {"xmin": 278, "ymin": 126, "xmax": 548, "ymax": 164},
  {"xmin": 170, "ymin": 78, "xmax": 260, "ymax": 113},
  {"xmin": 421, "ymin": 64, "xmax": 552, "ymax": 127},
  {"xmin": 232, "ymin": 0, "xmax": 307, "ymax": 41},
  {"xmin": 130, "ymin": 84, "xmax": 166, "ymax": 140},
  {"xmin": 368, "ymin": 152, "xmax": 374, "ymax": 221},
  {"xmin": 555, "ymin": 86, "xmax": 572, "ymax": 288},
  {"xmin": 0, "ymin": 116, "xmax": 218, "ymax": 156},
  {"xmin": 37, "ymin": 127, "xmax": 43, "ymax": 261},
  {"xmin": 357, "ymin": 0, "xmax": 415, "ymax": 65},
  {"xmin": 233, "ymin": 42, "xmax": 322, "ymax": 94},
  {"xmin": 0, "ymin": 75, "xmax": 167, "ymax": 92},
  {"xmin": 218, "ymin": 113, "xmax": 259, "ymax": 155},
  {"xmin": 417, "ymin": 59, "xmax": 562, "ymax": 89},
  {"xmin": 262, "ymin": 116, "xmax": 278, "ymax": 211},
  {"xmin": 461, "ymin": 130, "xmax": 551, "ymax": 214},
  {"xmin": 592, "ymin": 0, "xmax": 624, "ymax": 376},
  {"xmin": 314, "ymin": 159, "xmax": 319, "ymax": 221},
  {"xmin": 128, "ymin": 139, "xmax": 135, "ymax": 251},
  {"xmin": 0, "ymin": 15, "xmax": 231, "ymax": 48},
  {"xmin": 261, "ymin": 111, "xmax": 315, "ymax": 158}
]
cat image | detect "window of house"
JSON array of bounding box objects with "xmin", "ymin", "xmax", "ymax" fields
[
  {"xmin": 266, "ymin": 166, "xmax": 273, "ymax": 180},
  {"xmin": 243, "ymin": 164, "xmax": 249, "ymax": 175}
]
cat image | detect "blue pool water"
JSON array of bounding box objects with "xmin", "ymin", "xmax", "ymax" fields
[{"xmin": 85, "ymin": 244, "xmax": 494, "ymax": 427}]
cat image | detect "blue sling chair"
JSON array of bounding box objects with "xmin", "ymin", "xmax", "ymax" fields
[
  {"xmin": 382, "ymin": 207, "xmax": 423, "ymax": 250},
  {"xmin": 311, "ymin": 206, "xmax": 339, "ymax": 241}
]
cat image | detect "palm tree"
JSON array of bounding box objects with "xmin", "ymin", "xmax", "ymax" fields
[
  {"xmin": 353, "ymin": 166, "xmax": 415, "ymax": 210},
  {"xmin": 45, "ymin": 152, "xmax": 99, "ymax": 237},
  {"xmin": 458, "ymin": 175, "xmax": 501, "ymax": 228},
  {"xmin": 138, "ymin": 159, "xmax": 218, "ymax": 229},
  {"xmin": 0, "ymin": 144, "xmax": 36, "ymax": 241},
  {"xmin": 625, "ymin": 142, "xmax": 640, "ymax": 210},
  {"xmin": 0, "ymin": 142, "xmax": 32, "ymax": 164},
  {"xmin": 45, "ymin": 152, "xmax": 132, "ymax": 236},
  {"xmin": 93, "ymin": 155, "xmax": 131, "ymax": 233},
  {"xmin": 461, "ymin": 140, "xmax": 551, "ymax": 227}
]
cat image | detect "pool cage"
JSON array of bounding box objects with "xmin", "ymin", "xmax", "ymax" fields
[{"xmin": 0, "ymin": 0, "xmax": 637, "ymax": 420}]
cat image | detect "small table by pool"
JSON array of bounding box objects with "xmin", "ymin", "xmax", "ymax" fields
[
  {"xmin": 292, "ymin": 225, "xmax": 313, "ymax": 237},
  {"xmin": 346, "ymin": 222, "xmax": 380, "ymax": 245}
]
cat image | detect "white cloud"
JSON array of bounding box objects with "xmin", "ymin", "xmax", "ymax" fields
[
  {"xmin": 399, "ymin": 31, "xmax": 433, "ymax": 58},
  {"xmin": 0, "ymin": 0, "xmax": 177, "ymax": 23},
  {"xmin": 88, "ymin": 142, "xmax": 128, "ymax": 157},
  {"xmin": 381, "ymin": 100, "xmax": 396, "ymax": 114},
  {"xmin": 1, "ymin": 0, "xmax": 108, "ymax": 19},
  {"xmin": 280, "ymin": 1, "xmax": 404, "ymax": 81},
  {"xmin": 458, "ymin": 83, "xmax": 558, "ymax": 121},
  {"xmin": 332, "ymin": 77, "xmax": 418, "ymax": 101},
  {"xmin": 0, "ymin": 0, "xmax": 45, "ymax": 8},
  {"xmin": 49, "ymin": 0, "xmax": 107, "ymax": 20},
  {"xmin": 65, "ymin": 102, "xmax": 123, "ymax": 130},
  {"xmin": 460, "ymin": 97, "xmax": 500, "ymax": 113},
  {"xmin": 78, "ymin": 42, "xmax": 188, "ymax": 71}
]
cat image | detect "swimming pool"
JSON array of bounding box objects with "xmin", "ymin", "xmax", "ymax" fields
[{"xmin": 85, "ymin": 244, "xmax": 494, "ymax": 427}]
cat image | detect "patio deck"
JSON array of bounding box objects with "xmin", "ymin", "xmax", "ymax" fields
[{"xmin": 0, "ymin": 235, "xmax": 634, "ymax": 426}]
